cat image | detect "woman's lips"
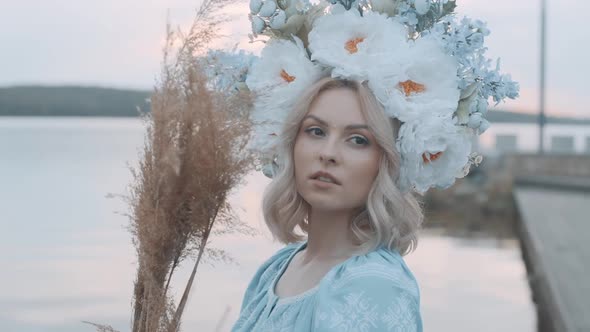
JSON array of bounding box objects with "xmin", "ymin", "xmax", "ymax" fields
[
  {"xmin": 310, "ymin": 178, "xmax": 339, "ymax": 188},
  {"xmin": 309, "ymin": 171, "xmax": 341, "ymax": 185}
]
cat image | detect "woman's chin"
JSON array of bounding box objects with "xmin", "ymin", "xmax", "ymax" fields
[{"xmin": 304, "ymin": 198, "xmax": 348, "ymax": 213}]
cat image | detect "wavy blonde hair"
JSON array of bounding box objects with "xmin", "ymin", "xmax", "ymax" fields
[{"xmin": 262, "ymin": 77, "xmax": 423, "ymax": 256}]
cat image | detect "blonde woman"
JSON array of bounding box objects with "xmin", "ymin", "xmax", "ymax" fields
[
  {"xmin": 229, "ymin": 0, "xmax": 517, "ymax": 329},
  {"xmin": 231, "ymin": 77, "xmax": 424, "ymax": 331}
]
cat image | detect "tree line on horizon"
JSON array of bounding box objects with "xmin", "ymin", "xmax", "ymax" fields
[
  {"xmin": 1, "ymin": 85, "xmax": 588, "ymax": 124},
  {"xmin": 0, "ymin": 86, "xmax": 151, "ymax": 117}
]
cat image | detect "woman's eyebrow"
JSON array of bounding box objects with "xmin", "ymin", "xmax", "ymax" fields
[{"xmin": 303, "ymin": 114, "xmax": 369, "ymax": 130}]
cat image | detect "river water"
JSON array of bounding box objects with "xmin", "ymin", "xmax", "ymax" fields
[{"xmin": 0, "ymin": 116, "xmax": 535, "ymax": 331}]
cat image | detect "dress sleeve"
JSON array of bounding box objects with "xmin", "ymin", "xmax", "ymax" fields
[{"xmin": 312, "ymin": 272, "xmax": 422, "ymax": 332}]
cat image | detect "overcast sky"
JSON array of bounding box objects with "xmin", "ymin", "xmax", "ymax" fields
[{"xmin": 1, "ymin": 0, "xmax": 588, "ymax": 118}]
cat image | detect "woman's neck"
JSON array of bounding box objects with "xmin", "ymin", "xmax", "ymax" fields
[{"xmin": 300, "ymin": 208, "xmax": 361, "ymax": 263}]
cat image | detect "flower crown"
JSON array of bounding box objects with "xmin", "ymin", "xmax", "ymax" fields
[{"xmin": 207, "ymin": 0, "xmax": 519, "ymax": 193}]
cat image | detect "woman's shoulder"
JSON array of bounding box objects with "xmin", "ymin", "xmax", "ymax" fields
[
  {"xmin": 323, "ymin": 246, "xmax": 420, "ymax": 299},
  {"xmin": 243, "ymin": 241, "xmax": 304, "ymax": 295},
  {"xmin": 313, "ymin": 247, "xmax": 423, "ymax": 331},
  {"xmin": 237, "ymin": 241, "xmax": 304, "ymax": 313}
]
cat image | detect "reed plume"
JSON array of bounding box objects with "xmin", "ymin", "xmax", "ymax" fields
[{"xmin": 122, "ymin": 1, "xmax": 255, "ymax": 331}]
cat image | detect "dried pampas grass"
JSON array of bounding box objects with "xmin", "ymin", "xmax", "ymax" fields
[{"xmin": 88, "ymin": 0, "xmax": 257, "ymax": 331}]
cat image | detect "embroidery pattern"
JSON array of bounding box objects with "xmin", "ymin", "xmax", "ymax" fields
[
  {"xmin": 329, "ymin": 262, "xmax": 419, "ymax": 298},
  {"xmin": 381, "ymin": 291, "xmax": 420, "ymax": 331},
  {"xmin": 315, "ymin": 291, "xmax": 380, "ymax": 332}
]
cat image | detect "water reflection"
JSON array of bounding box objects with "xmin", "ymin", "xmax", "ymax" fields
[{"xmin": 0, "ymin": 117, "xmax": 534, "ymax": 331}]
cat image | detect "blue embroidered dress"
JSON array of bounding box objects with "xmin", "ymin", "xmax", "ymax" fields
[{"xmin": 231, "ymin": 240, "xmax": 422, "ymax": 331}]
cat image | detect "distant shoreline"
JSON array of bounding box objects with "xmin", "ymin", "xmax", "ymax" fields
[
  {"xmin": 0, "ymin": 86, "xmax": 150, "ymax": 117},
  {"xmin": 2, "ymin": 85, "xmax": 589, "ymax": 124}
]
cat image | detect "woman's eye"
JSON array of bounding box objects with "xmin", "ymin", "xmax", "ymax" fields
[
  {"xmin": 304, "ymin": 127, "xmax": 368, "ymax": 145},
  {"xmin": 305, "ymin": 127, "xmax": 324, "ymax": 137},
  {"xmin": 350, "ymin": 135, "xmax": 369, "ymax": 146}
]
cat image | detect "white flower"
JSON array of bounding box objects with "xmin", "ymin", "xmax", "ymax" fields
[
  {"xmin": 246, "ymin": 36, "xmax": 323, "ymax": 101},
  {"xmin": 308, "ymin": 10, "xmax": 409, "ymax": 80},
  {"xmin": 246, "ymin": 36, "xmax": 324, "ymax": 154},
  {"xmin": 397, "ymin": 117, "xmax": 473, "ymax": 193},
  {"xmin": 368, "ymin": 36, "xmax": 460, "ymax": 122},
  {"xmin": 247, "ymin": 121, "xmax": 283, "ymax": 156}
]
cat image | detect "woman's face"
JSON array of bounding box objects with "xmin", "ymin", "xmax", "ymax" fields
[{"xmin": 293, "ymin": 88, "xmax": 381, "ymax": 213}]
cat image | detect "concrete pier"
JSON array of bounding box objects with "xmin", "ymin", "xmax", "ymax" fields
[{"xmin": 513, "ymin": 175, "xmax": 590, "ymax": 332}]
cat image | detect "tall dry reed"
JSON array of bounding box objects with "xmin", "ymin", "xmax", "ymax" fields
[{"xmin": 90, "ymin": 1, "xmax": 257, "ymax": 331}]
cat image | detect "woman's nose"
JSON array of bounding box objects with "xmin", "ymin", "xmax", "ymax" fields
[
  {"xmin": 319, "ymin": 139, "xmax": 339, "ymax": 164},
  {"xmin": 319, "ymin": 152, "xmax": 336, "ymax": 164}
]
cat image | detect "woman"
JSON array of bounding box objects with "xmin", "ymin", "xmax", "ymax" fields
[
  {"xmin": 230, "ymin": 0, "xmax": 518, "ymax": 330},
  {"xmin": 231, "ymin": 77, "xmax": 424, "ymax": 331}
]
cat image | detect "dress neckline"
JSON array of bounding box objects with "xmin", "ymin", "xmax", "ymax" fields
[
  {"xmin": 269, "ymin": 240, "xmax": 368, "ymax": 305},
  {"xmin": 270, "ymin": 241, "xmax": 317, "ymax": 305}
]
